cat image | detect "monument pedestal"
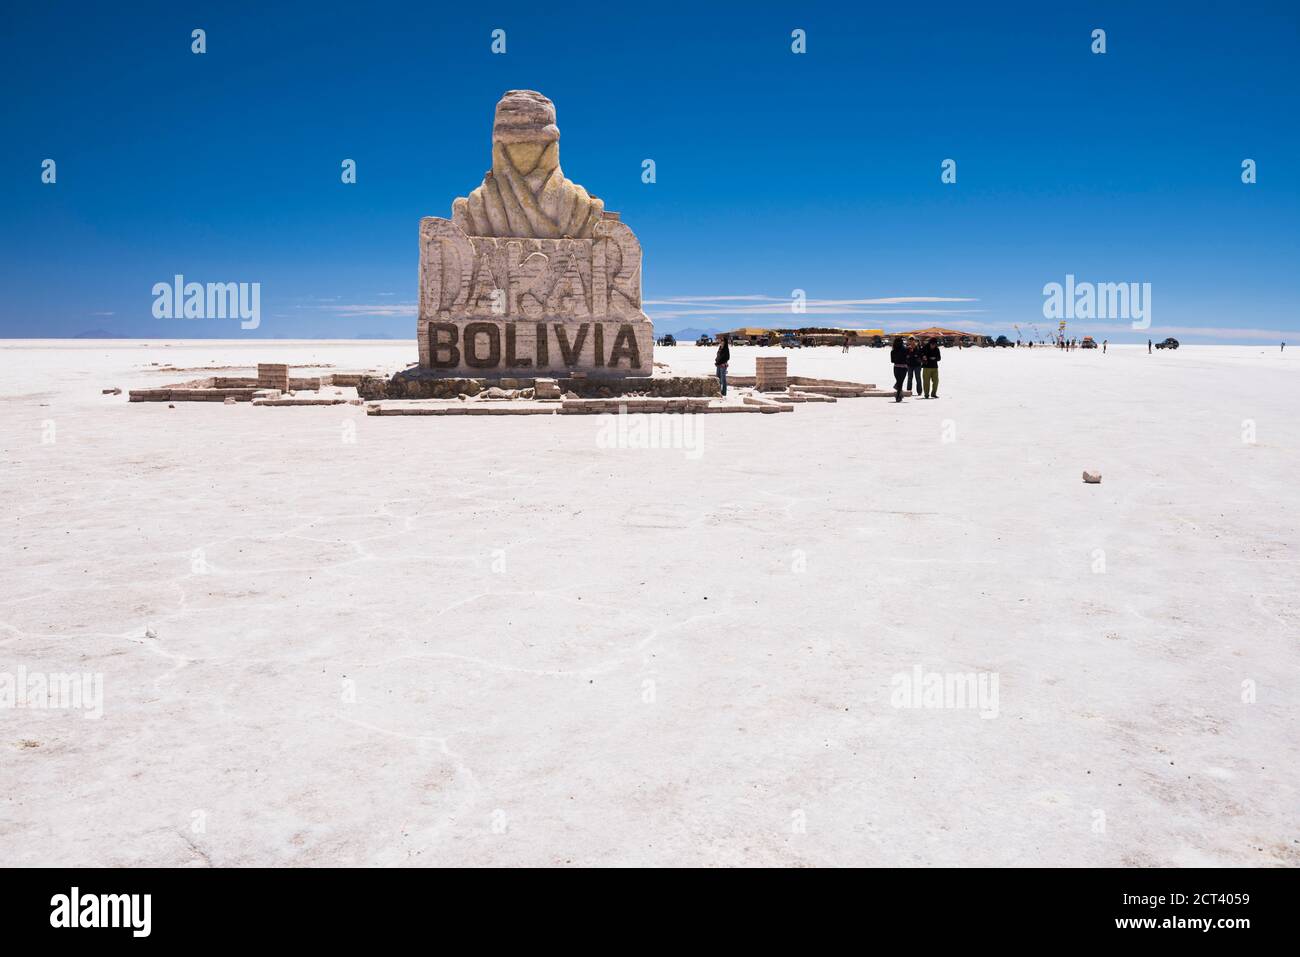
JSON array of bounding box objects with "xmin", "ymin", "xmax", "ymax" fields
[
  {"xmin": 417, "ymin": 317, "xmax": 654, "ymax": 377},
  {"xmin": 416, "ymin": 215, "xmax": 654, "ymax": 378}
]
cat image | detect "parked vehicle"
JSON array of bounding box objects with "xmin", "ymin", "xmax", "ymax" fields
[
  {"xmin": 1081, "ymin": 336, "xmax": 1097, "ymax": 349},
  {"xmin": 695, "ymin": 334, "xmax": 714, "ymax": 347},
  {"xmin": 779, "ymin": 334, "xmax": 802, "ymax": 348},
  {"xmin": 731, "ymin": 337, "xmax": 750, "ymax": 346},
  {"xmin": 995, "ymin": 335, "xmax": 1012, "ymax": 348},
  {"xmin": 657, "ymin": 334, "xmax": 676, "ymax": 346},
  {"xmin": 754, "ymin": 335, "xmax": 771, "ymax": 347},
  {"xmin": 1155, "ymin": 337, "xmax": 1180, "ymax": 350}
]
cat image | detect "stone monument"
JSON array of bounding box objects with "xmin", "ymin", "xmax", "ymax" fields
[{"xmin": 416, "ymin": 90, "xmax": 654, "ymax": 377}]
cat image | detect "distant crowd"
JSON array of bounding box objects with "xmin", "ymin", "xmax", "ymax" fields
[{"xmin": 1057, "ymin": 337, "xmax": 1107, "ymax": 351}]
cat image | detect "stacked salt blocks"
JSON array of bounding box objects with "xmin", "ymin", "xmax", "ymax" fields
[
  {"xmin": 257, "ymin": 363, "xmax": 290, "ymax": 392},
  {"xmin": 755, "ymin": 356, "xmax": 788, "ymax": 392},
  {"xmin": 533, "ymin": 377, "xmax": 562, "ymax": 399}
]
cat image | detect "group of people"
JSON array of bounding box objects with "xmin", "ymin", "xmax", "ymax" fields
[
  {"xmin": 889, "ymin": 336, "xmax": 941, "ymax": 401},
  {"xmin": 1058, "ymin": 338, "xmax": 1101, "ymax": 351}
]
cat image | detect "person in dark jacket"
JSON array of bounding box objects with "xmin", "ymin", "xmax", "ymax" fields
[
  {"xmin": 890, "ymin": 338, "xmax": 909, "ymax": 402},
  {"xmin": 920, "ymin": 336, "xmax": 941, "ymax": 398},
  {"xmin": 904, "ymin": 338, "xmax": 923, "ymax": 396},
  {"xmin": 714, "ymin": 334, "xmax": 730, "ymax": 396}
]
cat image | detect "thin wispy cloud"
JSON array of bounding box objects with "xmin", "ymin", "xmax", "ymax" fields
[
  {"xmin": 649, "ymin": 306, "xmax": 987, "ymax": 318},
  {"xmin": 325, "ymin": 302, "xmax": 418, "ymax": 318},
  {"xmin": 317, "ymin": 295, "xmax": 986, "ymax": 323},
  {"xmin": 644, "ymin": 295, "xmax": 977, "ymax": 308},
  {"xmin": 644, "ymin": 293, "xmax": 983, "ymax": 320},
  {"xmin": 642, "ymin": 295, "xmax": 779, "ymax": 303}
]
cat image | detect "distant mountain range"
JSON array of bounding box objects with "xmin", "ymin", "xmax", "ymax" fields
[{"xmin": 72, "ymin": 329, "xmax": 128, "ymax": 338}]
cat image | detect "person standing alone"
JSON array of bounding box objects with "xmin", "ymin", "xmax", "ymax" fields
[
  {"xmin": 921, "ymin": 336, "xmax": 942, "ymax": 398},
  {"xmin": 714, "ymin": 334, "xmax": 730, "ymax": 397}
]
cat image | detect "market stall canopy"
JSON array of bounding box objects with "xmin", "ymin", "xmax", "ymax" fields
[{"xmin": 889, "ymin": 326, "xmax": 979, "ymax": 339}]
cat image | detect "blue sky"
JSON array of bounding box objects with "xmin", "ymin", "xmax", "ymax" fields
[{"xmin": 2, "ymin": 1, "xmax": 1296, "ymax": 342}]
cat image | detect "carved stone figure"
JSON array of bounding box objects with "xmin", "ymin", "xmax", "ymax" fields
[
  {"xmin": 452, "ymin": 90, "xmax": 604, "ymax": 239},
  {"xmin": 417, "ymin": 91, "xmax": 653, "ymax": 376}
]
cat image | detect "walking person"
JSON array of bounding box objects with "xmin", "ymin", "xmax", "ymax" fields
[
  {"xmin": 890, "ymin": 336, "xmax": 909, "ymax": 402},
  {"xmin": 714, "ymin": 334, "xmax": 730, "ymax": 397},
  {"xmin": 1103, "ymin": 339, "xmax": 1108, "ymax": 353},
  {"xmin": 1148, "ymin": 338, "xmax": 1152, "ymax": 354},
  {"xmin": 921, "ymin": 336, "xmax": 941, "ymax": 398},
  {"xmin": 905, "ymin": 338, "xmax": 923, "ymax": 396},
  {"xmin": 842, "ymin": 334, "xmax": 850, "ymax": 354}
]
